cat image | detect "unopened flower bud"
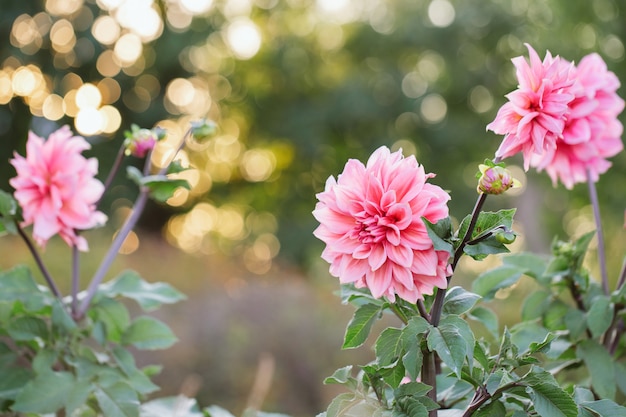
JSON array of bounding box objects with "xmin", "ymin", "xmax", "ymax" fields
[
  {"xmin": 124, "ymin": 126, "xmax": 161, "ymax": 158},
  {"xmin": 495, "ymin": 230, "xmax": 516, "ymax": 244},
  {"xmin": 477, "ymin": 164, "xmax": 521, "ymax": 195},
  {"xmin": 190, "ymin": 119, "xmax": 218, "ymax": 143}
]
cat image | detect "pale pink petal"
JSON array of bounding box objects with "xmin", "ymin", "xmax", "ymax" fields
[
  {"xmin": 313, "ymin": 146, "xmax": 450, "ymax": 303},
  {"xmin": 9, "ymin": 126, "xmax": 107, "ymax": 251}
]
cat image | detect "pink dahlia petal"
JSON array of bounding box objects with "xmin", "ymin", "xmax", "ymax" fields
[
  {"xmin": 313, "ymin": 146, "xmax": 450, "ymax": 303},
  {"xmin": 530, "ymin": 51, "xmax": 624, "ymax": 188},
  {"xmin": 489, "ymin": 44, "xmax": 577, "ymax": 168},
  {"xmin": 9, "ymin": 126, "xmax": 107, "ymax": 251}
]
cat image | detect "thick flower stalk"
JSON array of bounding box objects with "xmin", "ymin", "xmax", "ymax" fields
[
  {"xmin": 487, "ymin": 43, "xmax": 576, "ymax": 170},
  {"xmin": 313, "ymin": 146, "xmax": 451, "ymax": 303},
  {"xmin": 10, "ymin": 126, "xmax": 107, "ymax": 251}
]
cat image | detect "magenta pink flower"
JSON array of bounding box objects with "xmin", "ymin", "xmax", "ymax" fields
[
  {"xmin": 10, "ymin": 126, "xmax": 107, "ymax": 251},
  {"xmin": 487, "ymin": 43, "xmax": 576, "ymax": 169},
  {"xmin": 124, "ymin": 128, "xmax": 158, "ymax": 158},
  {"xmin": 313, "ymin": 146, "xmax": 451, "ymax": 303},
  {"xmin": 531, "ymin": 53, "xmax": 624, "ymax": 188}
]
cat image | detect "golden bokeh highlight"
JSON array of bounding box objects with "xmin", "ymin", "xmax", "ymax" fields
[
  {"xmin": 50, "ymin": 19, "xmax": 76, "ymax": 53},
  {"xmin": 45, "ymin": 0, "xmax": 84, "ymax": 16},
  {"xmin": 92, "ymin": 15, "xmax": 121, "ymax": 45},
  {"xmin": 42, "ymin": 94, "xmax": 64, "ymax": 120},
  {"xmin": 114, "ymin": 33, "xmax": 143, "ymax": 66},
  {"xmin": 225, "ymin": 18, "xmax": 262, "ymax": 60}
]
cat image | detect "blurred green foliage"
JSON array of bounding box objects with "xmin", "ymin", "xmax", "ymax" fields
[{"xmin": 0, "ymin": 0, "xmax": 624, "ymax": 271}]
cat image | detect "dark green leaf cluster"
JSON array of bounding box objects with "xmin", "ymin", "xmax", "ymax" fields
[{"xmin": 0, "ymin": 267, "xmax": 184, "ymax": 416}]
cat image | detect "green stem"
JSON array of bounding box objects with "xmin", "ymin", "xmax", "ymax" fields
[
  {"xmin": 616, "ymin": 257, "xmax": 626, "ymax": 290},
  {"xmin": 71, "ymin": 244, "xmax": 79, "ymax": 317},
  {"xmin": 417, "ymin": 299, "xmax": 431, "ymax": 322},
  {"xmin": 76, "ymin": 155, "xmax": 153, "ymax": 319},
  {"xmin": 586, "ymin": 168, "xmax": 609, "ymax": 295},
  {"xmin": 421, "ymin": 348, "xmax": 438, "ymax": 417},
  {"xmin": 99, "ymin": 144, "xmax": 126, "ymax": 203},
  {"xmin": 76, "ymin": 130, "xmax": 191, "ymax": 319},
  {"xmin": 431, "ymin": 193, "xmax": 489, "ymax": 327},
  {"xmin": 389, "ymin": 303, "xmax": 409, "ymax": 325},
  {"xmin": 16, "ymin": 222, "xmax": 61, "ymax": 299}
]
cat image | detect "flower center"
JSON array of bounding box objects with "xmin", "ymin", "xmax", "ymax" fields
[{"xmin": 351, "ymin": 201, "xmax": 412, "ymax": 245}]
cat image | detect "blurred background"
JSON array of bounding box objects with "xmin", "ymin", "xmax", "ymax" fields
[{"xmin": 0, "ymin": 0, "xmax": 625, "ymax": 415}]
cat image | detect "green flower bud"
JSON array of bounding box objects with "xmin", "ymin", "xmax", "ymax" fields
[
  {"xmin": 495, "ymin": 230, "xmax": 516, "ymax": 244},
  {"xmin": 477, "ymin": 164, "xmax": 521, "ymax": 195}
]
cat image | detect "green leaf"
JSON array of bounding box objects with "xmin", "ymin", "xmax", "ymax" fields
[
  {"xmin": 381, "ymin": 361, "xmax": 406, "ymax": 388},
  {"xmin": 502, "ymin": 252, "xmax": 548, "ymax": 280},
  {"xmin": 563, "ymin": 308, "xmax": 587, "ymax": 340},
  {"xmin": 95, "ymin": 381, "xmax": 140, "ymax": 417},
  {"xmin": 167, "ymin": 159, "xmax": 189, "ymax": 175},
  {"xmin": 122, "ymin": 316, "xmax": 178, "ymax": 350},
  {"xmin": 90, "ymin": 297, "xmax": 131, "ymax": 343},
  {"xmin": 473, "ymin": 399, "xmax": 506, "ymax": 417},
  {"xmin": 0, "ymin": 190, "xmax": 18, "ymax": 234},
  {"xmin": 0, "ymin": 367, "xmax": 31, "ymax": 400},
  {"xmin": 526, "ymin": 383, "xmax": 577, "ymax": 417},
  {"xmin": 422, "ymin": 216, "xmax": 454, "ymax": 254},
  {"xmin": 32, "ymin": 349, "xmax": 57, "ymax": 374},
  {"xmin": 394, "ymin": 382, "xmax": 433, "ymax": 399},
  {"xmin": 126, "ymin": 166, "xmax": 144, "ymax": 186},
  {"xmin": 443, "ymin": 286, "xmax": 481, "ymax": 315},
  {"xmin": 394, "ymin": 396, "xmax": 429, "ymax": 417},
  {"xmin": 141, "ymin": 396, "xmax": 204, "ymax": 417},
  {"xmin": 472, "ymin": 265, "xmax": 524, "ymax": 301},
  {"xmin": 527, "ymin": 332, "xmax": 556, "ymax": 354},
  {"xmin": 66, "ymin": 383, "xmax": 92, "ymax": 416},
  {"xmin": 0, "ymin": 266, "xmax": 52, "ymax": 311},
  {"xmin": 510, "ymin": 321, "xmax": 549, "ymax": 355},
  {"xmin": 99, "ymin": 270, "xmax": 186, "ymax": 311},
  {"xmin": 324, "ymin": 392, "xmax": 359, "ymax": 417},
  {"xmin": 400, "ymin": 317, "xmax": 430, "ymax": 380},
  {"xmin": 112, "ymin": 347, "xmax": 159, "ymax": 394},
  {"xmin": 376, "ymin": 327, "xmax": 403, "ymax": 366},
  {"xmin": 12, "ymin": 371, "xmax": 76, "ymax": 414},
  {"xmin": 343, "ymin": 303, "xmax": 381, "ymax": 349},
  {"xmin": 402, "ymin": 341, "xmax": 423, "ymax": 382},
  {"xmin": 126, "ymin": 167, "xmax": 190, "ymax": 202},
  {"xmin": 0, "ymin": 189, "xmax": 17, "ymax": 217},
  {"xmin": 427, "ymin": 315, "xmax": 474, "ymax": 377},
  {"xmin": 543, "ymin": 300, "xmax": 569, "ymax": 331},
  {"xmin": 586, "ymin": 296, "xmax": 613, "ymax": 338},
  {"xmin": 463, "ymin": 235, "xmax": 511, "ymax": 260},
  {"xmin": 204, "ymin": 405, "xmax": 238, "ymax": 417},
  {"xmin": 615, "ymin": 362, "xmax": 626, "ymax": 397},
  {"xmin": 576, "ymin": 340, "xmax": 616, "ymax": 400},
  {"xmin": 323, "ymin": 366, "xmax": 357, "ymax": 390},
  {"xmin": 7, "ymin": 316, "xmax": 49, "ymax": 341},
  {"xmin": 580, "ymin": 400, "xmax": 626, "ymax": 416},
  {"xmin": 521, "ymin": 290, "xmax": 551, "ymax": 321},
  {"xmin": 457, "ymin": 209, "xmax": 516, "ymax": 245},
  {"xmin": 52, "ymin": 301, "xmax": 78, "ymax": 335},
  {"xmin": 467, "ymin": 306, "xmax": 499, "ymax": 339}
]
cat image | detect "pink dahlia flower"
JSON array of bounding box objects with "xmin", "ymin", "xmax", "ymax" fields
[
  {"xmin": 313, "ymin": 146, "xmax": 451, "ymax": 303},
  {"xmin": 10, "ymin": 126, "xmax": 107, "ymax": 251},
  {"xmin": 487, "ymin": 43, "xmax": 576, "ymax": 169},
  {"xmin": 531, "ymin": 53, "xmax": 624, "ymax": 188}
]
